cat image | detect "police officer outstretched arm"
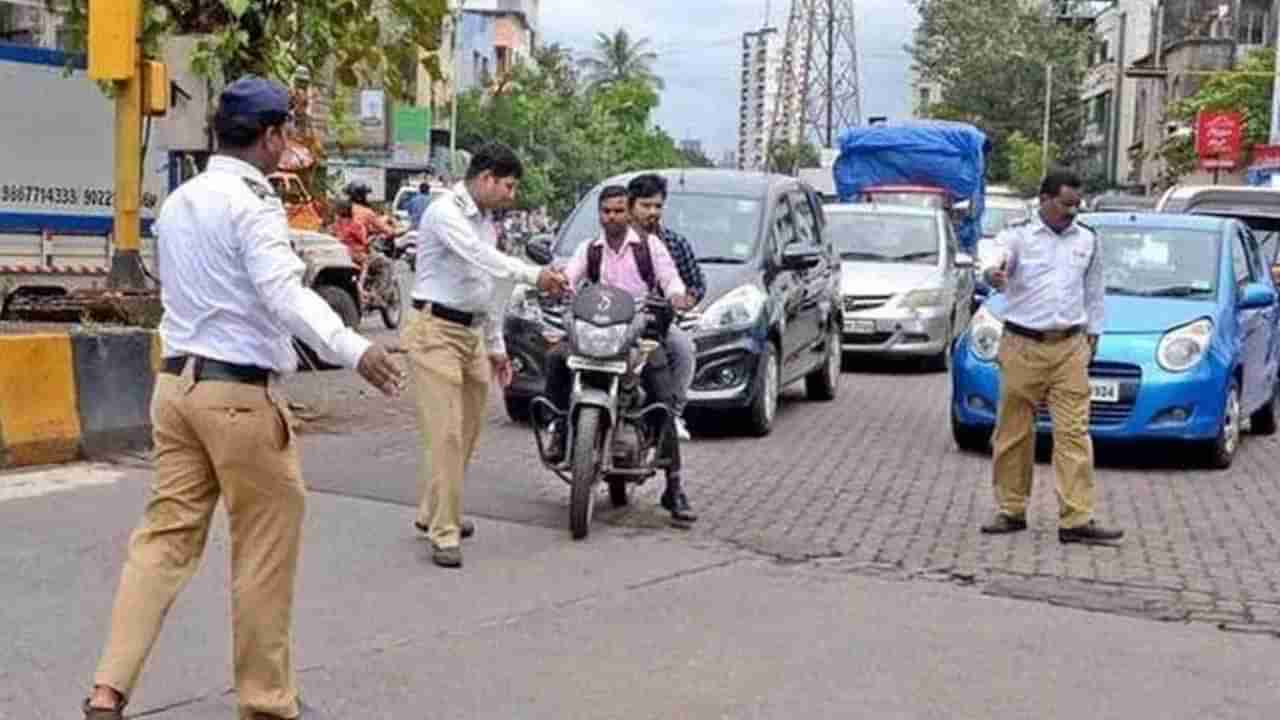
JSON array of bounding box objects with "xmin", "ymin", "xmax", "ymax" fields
[
  {"xmin": 405, "ymin": 143, "xmax": 568, "ymax": 570},
  {"xmin": 84, "ymin": 76, "xmax": 397, "ymax": 720}
]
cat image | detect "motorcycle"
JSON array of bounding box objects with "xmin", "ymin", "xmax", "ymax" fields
[
  {"xmin": 530, "ymin": 286, "xmax": 676, "ymax": 540},
  {"xmin": 358, "ymin": 233, "xmax": 405, "ymax": 329}
]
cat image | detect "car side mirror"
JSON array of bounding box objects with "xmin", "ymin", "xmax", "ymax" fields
[
  {"xmin": 955, "ymin": 252, "xmax": 975, "ymax": 268},
  {"xmin": 1238, "ymin": 282, "xmax": 1277, "ymax": 310},
  {"xmin": 526, "ymin": 236, "xmax": 554, "ymax": 265},
  {"xmin": 781, "ymin": 243, "xmax": 821, "ymax": 271}
]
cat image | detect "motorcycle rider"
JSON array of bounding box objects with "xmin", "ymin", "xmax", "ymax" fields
[
  {"xmin": 626, "ymin": 174, "xmax": 706, "ymax": 441},
  {"xmin": 539, "ymin": 185, "xmax": 698, "ymax": 525},
  {"xmin": 335, "ymin": 192, "xmax": 391, "ymax": 304},
  {"xmin": 344, "ymin": 181, "xmax": 399, "ymax": 240},
  {"xmin": 333, "ymin": 198, "xmax": 370, "ymax": 266}
]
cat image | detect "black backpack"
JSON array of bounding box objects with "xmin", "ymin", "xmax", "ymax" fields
[{"xmin": 586, "ymin": 237, "xmax": 661, "ymax": 296}]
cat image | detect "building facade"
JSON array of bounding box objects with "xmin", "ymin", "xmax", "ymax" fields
[
  {"xmin": 1079, "ymin": 0, "xmax": 1154, "ymax": 188},
  {"xmin": 455, "ymin": 0, "xmax": 539, "ymax": 93},
  {"xmin": 738, "ymin": 27, "xmax": 786, "ymax": 171}
]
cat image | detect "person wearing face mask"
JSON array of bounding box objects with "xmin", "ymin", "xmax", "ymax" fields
[
  {"xmin": 82, "ymin": 76, "xmax": 403, "ymax": 720},
  {"xmin": 979, "ymin": 169, "xmax": 1124, "ymax": 546}
]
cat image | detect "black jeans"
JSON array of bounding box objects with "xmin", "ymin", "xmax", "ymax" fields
[{"xmin": 542, "ymin": 346, "xmax": 682, "ymax": 476}]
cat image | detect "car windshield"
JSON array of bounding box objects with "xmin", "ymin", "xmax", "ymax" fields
[
  {"xmin": 554, "ymin": 192, "xmax": 762, "ymax": 262},
  {"xmin": 982, "ymin": 205, "xmax": 1029, "ymax": 237},
  {"xmin": 1096, "ymin": 227, "xmax": 1220, "ymax": 298},
  {"xmin": 828, "ymin": 212, "xmax": 940, "ymax": 265}
]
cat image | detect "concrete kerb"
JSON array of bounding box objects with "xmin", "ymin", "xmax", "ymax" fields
[{"xmin": 0, "ymin": 328, "xmax": 160, "ymax": 469}]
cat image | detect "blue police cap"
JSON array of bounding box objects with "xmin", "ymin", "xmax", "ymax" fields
[{"xmin": 216, "ymin": 76, "xmax": 290, "ymax": 122}]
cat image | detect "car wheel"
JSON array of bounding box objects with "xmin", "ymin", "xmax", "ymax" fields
[
  {"xmin": 805, "ymin": 322, "xmax": 840, "ymax": 401},
  {"xmin": 745, "ymin": 342, "xmax": 780, "ymax": 437},
  {"xmin": 1249, "ymin": 382, "xmax": 1277, "ymax": 436},
  {"xmin": 1206, "ymin": 381, "xmax": 1242, "ymax": 470},
  {"xmin": 951, "ymin": 406, "xmax": 990, "ymax": 453},
  {"xmin": 505, "ymin": 395, "xmax": 532, "ymax": 424}
]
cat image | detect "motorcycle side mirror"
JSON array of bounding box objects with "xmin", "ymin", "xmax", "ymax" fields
[{"xmin": 526, "ymin": 236, "xmax": 554, "ymax": 265}]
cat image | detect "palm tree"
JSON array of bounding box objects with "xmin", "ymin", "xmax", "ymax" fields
[{"xmin": 578, "ymin": 28, "xmax": 664, "ymax": 92}]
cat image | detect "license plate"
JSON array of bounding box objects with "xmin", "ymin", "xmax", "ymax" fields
[
  {"xmin": 847, "ymin": 319, "xmax": 876, "ymax": 334},
  {"xmin": 567, "ymin": 356, "xmax": 627, "ymax": 374},
  {"xmin": 1089, "ymin": 380, "xmax": 1120, "ymax": 404}
]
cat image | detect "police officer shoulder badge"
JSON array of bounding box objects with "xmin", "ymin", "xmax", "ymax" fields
[{"xmin": 242, "ymin": 177, "xmax": 277, "ymax": 201}]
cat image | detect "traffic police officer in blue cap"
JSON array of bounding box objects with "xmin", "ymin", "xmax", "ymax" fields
[{"xmin": 83, "ymin": 76, "xmax": 401, "ymax": 720}]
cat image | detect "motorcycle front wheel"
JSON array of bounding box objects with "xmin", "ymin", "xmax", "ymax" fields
[{"xmin": 570, "ymin": 407, "xmax": 603, "ymax": 540}]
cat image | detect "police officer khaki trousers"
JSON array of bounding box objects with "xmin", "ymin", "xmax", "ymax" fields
[
  {"xmin": 991, "ymin": 332, "xmax": 1095, "ymax": 529},
  {"xmin": 94, "ymin": 364, "xmax": 305, "ymax": 720},
  {"xmin": 402, "ymin": 307, "xmax": 491, "ymax": 549}
]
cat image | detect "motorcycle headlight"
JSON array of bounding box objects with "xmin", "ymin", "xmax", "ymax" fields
[
  {"xmin": 899, "ymin": 287, "xmax": 948, "ymax": 309},
  {"xmin": 574, "ymin": 321, "xmax": 630, "ymax": 358},
  {"xmin": 508, "ymin": 284, "xmax": 542, "ymax": 322},
  {"xmin": 1157, "ymin": 318, "xmax": 1212, "ymax": 373},
  {"xmin": 698, "ymin": 285, "xmax": 767, "ymax": 332},
  {"xmin": 968, "ymin": 305, "xmax": 1003, "ymax": 362}
]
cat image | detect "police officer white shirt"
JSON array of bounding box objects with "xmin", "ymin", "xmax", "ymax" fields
[
  {"xmin": 156, "ymin": 154, "xmax": 371, "ymax": 372},
  {"xmin": 983, "ymin": 215, "xmax": 1104, "ymax": 335},
  {"xmin": 412, "ymin": 181, "xmax": 542, "ymax": 355}
]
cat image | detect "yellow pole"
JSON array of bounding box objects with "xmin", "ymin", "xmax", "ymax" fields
[{"xmin": 107, "ymin": 0, "xmax": 146, "ymax": 290}]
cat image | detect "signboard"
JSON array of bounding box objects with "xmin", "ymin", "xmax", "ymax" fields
[
  {"xmin": 359, "ymin": 89, "xmax": 385, "ymax": 126},
  {"xmin": 391, "ymin": 105, "xmax": 432, "ymax": 166},
  {"xmin": 1196, "ymin": 111, "xmax": 1243, "ymax": 170},
  {"xmin": 1250, "ymin": 144, "xmax": 1280, "ymax": 168}
]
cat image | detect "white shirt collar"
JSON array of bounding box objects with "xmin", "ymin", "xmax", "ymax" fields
[
  {"xmin": 592, "ymin": 227, "xmax": 643, "ymax": 249},
  {"xmin": 207, "ymin": 154, "xmax": 270, "ymax": 185},
  {"xmin": 452, "ymin": 181, "xmax": 482, "ymax": 218}
]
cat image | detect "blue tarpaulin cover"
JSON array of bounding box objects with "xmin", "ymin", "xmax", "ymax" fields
[{"xmin": 833, "ymin": 121, "xmax": 989, "ymax": 250}]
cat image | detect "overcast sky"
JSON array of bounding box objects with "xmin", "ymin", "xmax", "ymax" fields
[{"xmin": 540, "ymin": 0, "xmax": 919, "ymax": 160}]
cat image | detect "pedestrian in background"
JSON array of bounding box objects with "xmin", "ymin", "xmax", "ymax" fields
[
  {"xmin": 979, "ymin": 169, "xmax": 1124, "ymax": 545},
  {"xmin": 82, "ymin": 76, "xmax": 402, "ymax": 720},
  {"xmin": 405, "ymin": 142, "xmax": 568, "ymax": 568}
]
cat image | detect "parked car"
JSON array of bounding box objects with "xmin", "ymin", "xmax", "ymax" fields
[
  {"xmin": 826, "ymin": 203, "xmax": 975, "ymax": 370},
  {"xmin": 950, "ymin": 212, "xmax": 1279, "ymax": 468},
  {"xmin": 1090, "ymin": 191, "xmax": 1155, "ymax": 212},
  {"xmin": 1156, "ymin": 184, "xmax": 1280, "ymax": 286},
  {"xmin": 974, "ymin": 195, "xmax": 1032, "ymax": 307},
  {"xmin": 503, "ymin": 169, "xmax": 843, "ymax": 436}
]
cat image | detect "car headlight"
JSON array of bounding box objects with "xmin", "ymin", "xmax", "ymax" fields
[
  {"xmin": 698, "ymin": 285, "xmax": 767, "ymax": 332},
  {"xmin": 968, "ymin": 305, "xmax": 1003, "ymax": 362},
  {"xmin": 1157, "ymin": 318, "xmax": 1212, "ymax": 373},
  {"xmin": 508, "ymin": 284, "xmax": 542, "ymax": 322},
  {"xmin": 574, "ymin": 321, "xmax": 629, "ymax": 358},
  {"xmin": 899, "ymin": 287, "xmax": 948, "ymax": 309}
]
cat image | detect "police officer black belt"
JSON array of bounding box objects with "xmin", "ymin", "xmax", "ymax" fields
[
  {"xmin": 1003, "ymin": 322, "xmax": 1084, "ymax": 343},
  {"xmin": 161, "ymin": 355, "xmax": 272, "ymax": 386},
  {"xmin": 411, "ymin": 299, "xmax": 487, "ymax": 327}
]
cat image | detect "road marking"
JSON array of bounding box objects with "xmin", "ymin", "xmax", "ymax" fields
[{"xmin": 0, "ymin": 463, "xmax": 125, "ymax": 503}]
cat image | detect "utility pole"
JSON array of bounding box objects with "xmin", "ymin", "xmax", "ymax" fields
[
  {"xmin": 1042, "ymin": 63, "xmax": 1054, "ymax": 174},
  {"xmin": 1270, "ymin": 3, "xmax": 1280, "ymax": 143},
  {"xmin": 826, "ymin": 0, "xmax": 834, "ymax": 148},
  {"xmin": 448, "ymin": 0, "xmax": 466, "ymax": 179},
  {"xmin": 769, "ymin": 0, "xmax": 862, "ymax": 151},
  {"xmin": 1109, "ymin": 11, "xmax": 1127, "ymax": 185}
]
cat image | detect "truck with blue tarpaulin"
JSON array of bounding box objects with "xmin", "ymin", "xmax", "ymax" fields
[{"xmin": 832, "ymin": 121, "xmax": 990, "ymax": 253}]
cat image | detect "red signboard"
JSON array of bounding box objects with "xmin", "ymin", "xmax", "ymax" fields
[
  {"xmin": 1196, "ymin": 111, "xmax": 1244, "ymax": 170},
  {"xmin": 1250, "ymin": 144, "xmax": 1280, "ymax": 168}
]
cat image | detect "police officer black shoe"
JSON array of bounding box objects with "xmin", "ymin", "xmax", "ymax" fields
[
  {"xmin": 414, "ymin": 519, "xmax": 475, "ymax": 540},
  {"xmin": 660, "ymin": 486, "xmax": 698, "ymax": 525},
  {"xmin": 82, "ymin": 698, "xmax": 124, "ymax": 720},
  {"xmin": 1059, "ymin": 520, "xmax": 1124, "ymax": 545},
  {"xmin": 979, "ymin": 513, "xmax": 1028, "ymax": 534}
]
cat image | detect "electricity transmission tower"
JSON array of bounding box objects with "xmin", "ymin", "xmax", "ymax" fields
[{"xmin": 770, "ymin": 0, "xmax": 863, "ymax": 154}]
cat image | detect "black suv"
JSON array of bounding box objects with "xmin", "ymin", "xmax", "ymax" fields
[{"xmin": 503, "ymin": 169, "xmax": 842, "ymax": 436}]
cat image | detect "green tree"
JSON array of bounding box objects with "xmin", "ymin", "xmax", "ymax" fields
[
  {"xmin": 54, "ymin": 0, "xmax": 448, "ymax": 101},
  {"xmin": 1005, "ymin": 131, "xmax": 1058, "ymax": 195},
  {"xmin": 578, "ymin": 28, "xmax": 664, "ymax": 92},
  {"xmin": 1155, "ymin": 48, "xmax": 1276, "ymax": 189},
  {"xmin": 680, "ymin": 146, "xmax": 716, "ymax": 168},
  {"xmin": 909, "ymin": 0, "xmax": 1090, "ymax": 182},
  {"xmin": 767, "ymin": 139, "xmax": 821, "ymax": 175}
]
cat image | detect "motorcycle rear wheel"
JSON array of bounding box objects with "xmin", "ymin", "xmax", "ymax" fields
[{"xmin": 570, "ymin": 408, "xmax": 602, "ymax": 540}]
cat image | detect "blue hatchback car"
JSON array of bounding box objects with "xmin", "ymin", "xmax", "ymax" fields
[{"xmin": 951, "ymin": 212, "xmax": 1280, "ymax": 469}]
